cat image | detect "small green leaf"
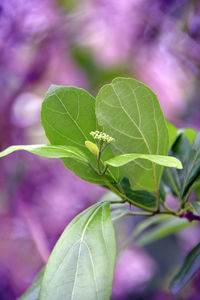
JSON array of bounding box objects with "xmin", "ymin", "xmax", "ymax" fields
[
  {"xmin": 17, "ymin": 267, "xmax": 45, "ymax": 300},
  {"xmin": 135, "ymin": 218, "xmax": 195, "ymax": 247},
  {"xmin": 166, "ymin": 120, "xmax": 178, "ymax": 149},
  {"xmin": 105, "ymin": 153, "xmax": 182, "ymax": 169},
  {"xmin": 170, "ymin": 243, "xmax": 200, "ymax": 295},
  {"xmin": 39, "ymin": 202, "xmax": 116, "ymax": 300},
  {"xmin": 189, "ymin": 202, "xmax": 200, "ymax": 215},
  {"xmin": 0, "ymin": 144, "xmax": 88, "ymax": 162},
  {"xmin": 96, "ymin": 77, "xmax": 169, "ymax": 191},
  {"xmin": 119, "ymin": 177, "xmax": 156, "ymax": 209}
]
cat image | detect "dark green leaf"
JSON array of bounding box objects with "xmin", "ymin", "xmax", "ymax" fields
[
  {"xmin": 41, "ymin": 85, "xmax": 120, "ymax": 185},
  {"xmin": 17, "ymin": 268, "xmax": 45, "ymax": 300},
  {"xmin": 162, "ymin": 133, "xmax": 200, "ymax": 199},
  {"xmin": 39, "ymin": 202, "xmax": 116, "ymax": 300},
  {"xmin": 96, "ymin": 77, "xmax": 169, "ymax": 191},
  {"xmin": 119, "ymin": 178, "xmax": 156, "ymax": 209},
  {"xmin": 170, "ymin": 243, "xmax": 200, "ymax": 294},
  {"xmin": 0, "ymin": 144, "xmax": 88, "ymax": 162},
  {"xmin": 179, "ymin": 133, "xmax": 200, "ymax": 198},
  {"xmin": 178, "ymin": 128, "xmax": 197, "ymax": 144}
]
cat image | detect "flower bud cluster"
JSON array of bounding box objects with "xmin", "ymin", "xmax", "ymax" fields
[{"xmin": 90, "ymin": 131, "xmax": 115, "ymax": 143}]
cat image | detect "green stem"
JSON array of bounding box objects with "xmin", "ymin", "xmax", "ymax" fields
[
  {"xmin": 102, "ymin": 176, "xmax": 126, "ymax": 200},
  {"xmin": 112, "ymin": 211, "xmax": 152, "ymax": 222},
  {"xmin": 152, "ymin": 163, "xmax": 160, "ymax": 211},
  {"xmin": 88, "ymin": 162, "xmax": 100, "ymax": 176}
]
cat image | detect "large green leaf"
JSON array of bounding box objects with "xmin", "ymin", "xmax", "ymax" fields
[
  {"xmin": 17, "ymin": 267, "xmax": 45, "ymax": 300},
  {"xmin": 0, "ymin": 144, "xmax": 88, "ymax": 162},
  {"xmin": 170, "ymin": 243, "xmax": 200, "ymax": 295},
  {"xmin": 105, "ymin": 153, "xmax": 182, "ymax": 169},
  {"xmin": 135, "ymin": 218, "xmax": 195, "ymax": 247},
  {"xmin": 96, "ymin": 77, "xmax": 169, "ymax": 191},
  {"xmin": 39, "ymin": 202, "xmax": 116, "ymax": 300},
  {"xmin": 41, "ymin": 85, "xmax": 120, "ymax": 185}
]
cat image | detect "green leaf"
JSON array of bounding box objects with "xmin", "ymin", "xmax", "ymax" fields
[
  {"xmin": 189, "ymin": 202, "xmax": 200, "ymax": 215},
  {"xmin": 119, "ymin": 177, "xmax": 156, "ymax": 209},
  {"xmin": 170, "ymin": 243, "xmax": 200, "ymax": 295},
  {"xmin": 105, "ymin": 153, "xmax": 182, "ymax": 169},
  {"xmin": 166, "ymin": 120, "xmax": 178, "ymax": 149},
  {"xmin": 179, "ymin": 133, "xmax": 200, "ymax": 198},
  {"xmin": 39, "ymin": 202, "xmax": 116, "ymax": 300},
  {"xmin": 41, "ymin": 85, "xmax": 120, "ymax": 185},
  {"xmin": 96, "ymin": 77, "xmax": 169, "ymax": 191},
  {"xmin": 162, "ymin": 132, "xmax": 200, "ymax": 199},
  {"xmin": 17, "ymin": 267, "xmax": 45, "ymax": 300},
  {"xmin": 133, "ymin": 215, "xmax": 172, "ymax": 239},
  {"xmin": 119, "ymin": 215, "xmax": 172, "ymax": 252},
  {"xmin": 135, "ymin": 218, "xmax": 195, "ymax": 247},
  {"xmin": 0, "ymin": 144, "xmax": 88, "ymax": 162},
  {"xmin": 178, "ymin": 128, "xmax": 197, "ymax": 144}
]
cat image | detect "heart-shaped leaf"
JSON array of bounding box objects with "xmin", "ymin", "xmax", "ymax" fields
[
  {"xmin": 41, "ymin": 85, "xmax": 120, "ymax": 185},
  {"xmin": 39, "ymin": 202, "xmax": 116, "ymax": 300},
  {"xmin": 0, "ymin": 144, "xmax": 88, "ymax": 162},
  {"xmin": 170, "ymin": 243, "xmax": 200, "ymax": 295},
  {"xmin": 96, "ymin": 77, "xmax": 169, "ymax": 191}
]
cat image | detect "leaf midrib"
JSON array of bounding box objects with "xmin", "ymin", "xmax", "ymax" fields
[{"xmin": 71, "ymin": 203, "xmax": 104, "ymax": 300}]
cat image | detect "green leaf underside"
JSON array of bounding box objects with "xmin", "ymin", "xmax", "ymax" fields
[
  {"xmin": 96, "ymin": 77, "xmax": 169, "ymax": 191},
  {"xmin": 135, "ymin": 218, "xmax": 195, "ymax": 247},
  {"xmin": 41, "ymin": 85, "xmax": 120, "ymax": 185},
  {"xmin": 105, "ymin": 153, "xmax": 182, "ymax": 169},
  {"xmin": 39, "ymin": 202, "xmax": 116, "ymax": 300},
  {"xmin": 170, "ymin": 243, "xmax": 200, "ymax": 295},
  {"xmin": 0, "ymin": 145, "xmax": 88, "ymax": 162},
  {"xmin": 17, "ymin": 268, "xmax": 45, "ymax": 300}
]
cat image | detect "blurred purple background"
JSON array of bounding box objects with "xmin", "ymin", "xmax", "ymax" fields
[{"xmin": 0, "ymin": 0, "xmax": 200, "ymax": 299}]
